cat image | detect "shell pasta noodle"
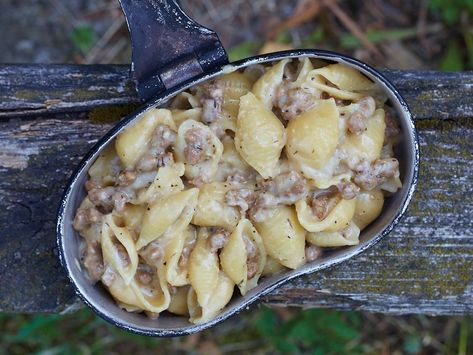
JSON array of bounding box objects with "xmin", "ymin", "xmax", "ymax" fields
[{"xmin": 72, "ymin": 57, "xmax": 403, "ymax": 324}]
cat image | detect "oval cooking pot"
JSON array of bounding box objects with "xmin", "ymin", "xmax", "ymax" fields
[{"xmin": 57, "ymin": 0, "xmax": 420, "ymax": 337}]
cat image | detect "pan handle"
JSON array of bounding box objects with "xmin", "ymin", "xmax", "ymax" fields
[{"xmin": 119, "ymin": 0, "xmax": 228, "ymax": 100}]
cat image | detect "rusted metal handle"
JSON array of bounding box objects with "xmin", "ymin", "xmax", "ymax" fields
[{"xmin": 119, "ymin": 0, "xmax": 228, "ymax": 100}]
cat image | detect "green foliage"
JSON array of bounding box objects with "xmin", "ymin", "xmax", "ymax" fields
[
  {"xmin": 340, "ymin": 28, "xmax": 418, "ymax": 49},
  {"xmin": 301, "ymin": 28, "xmax": 325, "ymax": 47},
  {"xmin": 228, "ymin": 42, "xmax": 260, "ymax": 61},
  {"xmin": 403, "ymin": 334, "xmax": 422, "ymax": 354},
  {"xmin": 428, "ymin": 0, "xmax": 473, "ymax": 24},
  {"xmin": 0, "ymin": 309, "xmax": 160, "ymax": 354},
  {"xmin": 459, "ymin": 318, "xmax": 469, "ymax": 355},
  {"xmin": 255, "ymin": 306, "xmax": 362, "ymax": 354},
  {"xmin": 275, "ymin": 30, "xmax": 292, "ymax": 44},
  {"xmin": 71, "ymin": 25, "xmax": 96, "ymax": 53},
  {"xmin": 0, "ymin": 308, "xmax": 472, "ymax": 354},
  {"xmin": 463, "ymin": 30, "xmax": 473, "ymax": 69},
  {"xmin": 428, "ymin": 0, "xmax": 473, "ymax": 71},
  {"xmin": 441, "ymin": 40, "xmax": 465, "ymax": 71}
]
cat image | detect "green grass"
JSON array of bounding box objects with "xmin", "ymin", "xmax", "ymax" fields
[
  {"xmin": 70, "ymin": 25, "xmax": 96, "ymax": 54},
  {"xmin": 428, "ymin": 0, "xmax": 473, "ymax": 25},
  {"xmin": 0, "ymin": 307, "xmax": 471, "ymax": 354}
]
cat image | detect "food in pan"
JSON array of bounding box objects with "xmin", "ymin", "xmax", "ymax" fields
[{"xmin": 73, "ymin": 57, "xmax": 402, "ymax": 324}]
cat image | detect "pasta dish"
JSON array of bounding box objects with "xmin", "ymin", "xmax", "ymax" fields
[{"xmin": 73, "ymin": 57, "xmax": 402, "ymax": 324}]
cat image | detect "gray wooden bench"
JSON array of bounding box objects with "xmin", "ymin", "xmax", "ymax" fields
[{"xmin": 1, "ymin": 65, "xmax": 472, "ymax": 315}]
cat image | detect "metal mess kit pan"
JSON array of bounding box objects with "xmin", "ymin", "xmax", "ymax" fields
[{"xmin": 57, "ymin": 0, "xmax": 419, "ymax": 336}]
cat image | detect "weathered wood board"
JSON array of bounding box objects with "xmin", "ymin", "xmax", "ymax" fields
[
  {"xmin": 1, "ymin": 65, "xmax": 473, "ymax": 120},
  {"xmin": 0, "ymin": 65, "xmax": 472, "ymax": 315}
]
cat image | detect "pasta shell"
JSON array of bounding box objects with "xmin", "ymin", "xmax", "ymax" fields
[
  {"xmin": 167, "ymin": 286, "xmax": 190, "ymax": 316},
  {"xmin": 101, "ymin": 214, "xmax": 138, "ymax": 285},
  {"xmin": 121, "ymin": 204, "xmax": 145, "ymax": 233},
  {"xmin": 188, "ymin": 228, "xmax": 220, "ymax": 307},
  {"xmin": 137, "ymin": 188, "xmax": 199, "ymax": 250},
  {"xmin": 255, "ymin": 206, "xmax": 306, "ymax": 269},
  {"xmin": 116, "ymin": 302, "xmax": 142, "ymax": 313},
  {"xmin": 74, "ymin": 197, "xmax": 102, "ymax": 242},
  {"xmin": 235, "ymin": 92, "xmax": 286, "ymax": 178},
  {"xmin": 214, "ymin": 136, "xmax": 252, "ymax": 182},
  {"xmin": 104, "ymin": 262, "xmax": 171, "ymax": 315},
  {"xmin": 252, "ymin": 59, "xmax": 289, "ymax": 109},
  {"xmin": 164, "ymin": 225, "xmax": 196, "ymax": 287},
  {"xmin": 220, "ymin": 219, "xmax": 266, "ymax": 295},
  {"xmin": 379, "ymin": 172, "xmax": 402, "ymax": 193},
  {"xmin": 171, "ymin": 108, "xmax": 202, "ymax": 126},
  {"xmin": 174, "ymin": 120, "xmax": 224, "ymax": 184},
  {"xmin": 133, "ymin": 164, "xmax": 185, "ymax": 205},
  {"xmin": 291, "ymin": 57, "xmax": 315, "ymax": 89},
  {"xmin": 306, "ymin": 221, "xmax": 360, "ymax": 247},
  {"xmin": 305, "ymin": 81, "xmax": 363, "ymax": 101},
  {"xmin": 115, "ymin": 108, "xmax": 175, "ymax": 168},
  {"xmin": 262, "ymin": 255, "xmax": 287, "ymax": 276},
  {"xmin": 286, "ymin": 98, "xmax": 340, "ymax": 186},
  {"xmin": 295, "ymin": 198, "xmax": 356, "ymax": 233},
  {"xmin": 102, "ymin": 267, "xmax": 141, "ymax": 309},
  {"xmin": 340, "ymin": 109, "xmax": 386, "ymax": 162},
  {"xmin": 129, "ymin": 264, "xmax": 171, "ymax": 313},
  {"xmin": 310, "ymin": 63, "xmax": 375, "ymax": 91},
  {"xmin": 192, "ymin": 182, "xmax": 241, "ymax": 229},
  {"xmin": 170, "ymin": 92, "xmax": 200, "ymax": 109},
  {"xmin": 353, "ymin": 189, "xmax": 384, "ymax": 229},
  {"xmin": 219, "ymin": 71, "xmax": 252, "ymax": 117},
  {"xmin": 187, "ymin": 271, "xmax": 234, "ymax": 324},
  {"xmin": 88, "ymin": 144, "xmax": 122, "ymax": 186}
]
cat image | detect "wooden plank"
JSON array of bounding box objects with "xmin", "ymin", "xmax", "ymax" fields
[
  {"xmin": 0, "ymin": 65, "xmax": 140, "ymax": 118},
  {"xmin": 0, "ymin": 65, "xmax": 473, "ymax": 120},
  {"xmin": 0, "ymin": 116, "xmax": 472, "ymax": 315}
]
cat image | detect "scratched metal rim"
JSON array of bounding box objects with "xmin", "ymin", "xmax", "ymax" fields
[{"xmin": 57, "ymin": 49, "xmax": 419, "ymax": 337}]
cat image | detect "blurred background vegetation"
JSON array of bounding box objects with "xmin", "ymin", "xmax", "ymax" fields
[
  {"xmin": 1, "ymin": 307, "xmax": 471, "ymax": 354},
  {"xmin": 0, "ymin": 0, "xmax": 472, "ymax": 354},
  {"xmin": 0, "ymin": 306, "xmax": 473, "ymax": 355}
]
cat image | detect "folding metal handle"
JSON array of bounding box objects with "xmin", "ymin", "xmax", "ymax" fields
[{"xmin": 119, "ymin": 0, "xmax": 228, "ymax": 100}]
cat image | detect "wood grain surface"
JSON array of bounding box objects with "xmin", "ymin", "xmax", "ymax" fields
[
  {"xmin": 1, "ymin": 65, "xmax": 473, "ymax": 120},
  {"xmin": 0, "ymin": 65, "xmax": 472, "ymax": 315}
]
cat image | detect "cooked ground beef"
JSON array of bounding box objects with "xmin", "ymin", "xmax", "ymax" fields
[
  {"xmin": 225, "ymin": 188, "xmax": 256, "ymax": 213},
  {"xmin": 183, "ymin": 127, "xmax": 212, "ymax": 165},
  {"xmin": 275, "ymin": 85, "xmax": 314, "ymax": 121},
  {"xmin": 113, "ymin": 239, "xmax": 131, "ymax": 267},
  {"xmin": 83, "ymin": 240, "xmax": 104, "ymax": 282},
  {"xmin": 305, "ymin": 245, "xmax": 322, "ymax": 262},
  {"xmin": 178, "ymin": 232, "xmax": 197, "ymax": 268},
  {"xmin": 136, "ymin": 124, "xmax": 176, "ymax": 172},
  {"xmin": 111, "ymin": 189, "xmax": 134, "ymax": 213},
  {"xmin": 85, "ymin": 179, "xmax": 101, "ymax": 192},
  {"xmin": 200, "ymin": 81, "xmax": 224, "ymax": 123},
  {"xmin": 136, "ymin": 270, "xmax": 153, "ymax": 284},
  {"xmin": 248, "ymin": 171, "xmax": 308, "ymax": 222},
  {"xmin": 308, "ymin": 186, "xmax": 341, "ymax": 220},
  {"xmin": 337, "ymin": 180, "xmax": 360, "ymax": 200},
  {"xmin": 346, "ymin": 96, "xmax": 376, "ymax": 134},
  {"xmin": 384, "ymin": 110, "xmax": 401, "ymax": 140},
  {"xmin": 261, "ymin": 171, "xmax": 308, "ymax": 205},
  {"xmin": 353, "ymin": 158, "xmax": 399, "ymax": 190},
  {"xmin": 101, "ymin": 266, "xmax": 116, "ymax": 287},
  {"xmin": 243, "ymin": 235, "xmax": 259, "ymax": 279},
  {"xmin": 208, "ymin": 228, "xmax": 230, "ymax": 252},
  {"xmin": 136, "ymin": 264, "xmax": 154, "ymax": 285},
  {"xmin": 117, "ymin": 170, "xmax": 137, "ymax": 186},
  {"xmin": 226, "ymin": 172, "xmax": 252, "ymax": 185},
  {"xmin": 87, "ymin": 186, "xmax": 115, "ymax": 213},
  {"xmin": 139, "ymin": 241, "xmax": 163, "ymax": 265},
  {"xmin": 73, "ymin": 207, "xmax": 102, "ymax": 231}
]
